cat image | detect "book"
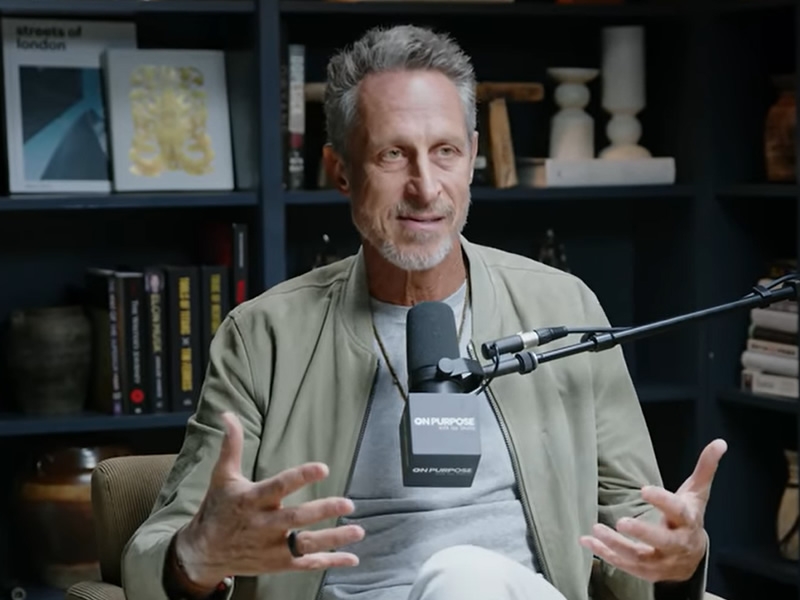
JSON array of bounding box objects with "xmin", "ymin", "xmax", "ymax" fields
[
  {"xmin": 163, "ymin": 266, "xmax": 202, "ymax": 411},
  {"xmin": 741, "ymin": 368, "xmax": 798, "ymax": 399},
  {"xmin": 200, "ymin": 265, "xmax": 230, "ymax": 368},
  {"xmin": 1, "ymin": 18, "xmax": 137, "ymax": 193},
  {"xmin": 84, "ymin": 268, "xmax": 123, "ymax": 415},
  {"xmin": 144, "ymin": 267, "xmax": 168, "ymax": 413},
  {"xmin": 102, "ymin": 48, "xmax": 234, "ymax": 192},
  {"xmin": 116, "ymin": 271, "xmax": 147, "ymax": 414}
]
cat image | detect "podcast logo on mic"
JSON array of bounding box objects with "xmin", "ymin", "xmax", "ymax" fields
[
  {"xmin": 411, "ymin": 467, "xmax": 474, "ymax": 475},
  {"xmin": 413, "ymin": 416, "xmax": 476, "ymax": 431}
]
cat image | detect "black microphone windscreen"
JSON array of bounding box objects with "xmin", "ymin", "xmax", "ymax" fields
[{"xmin": 406, "ymin": 301, "xmax": 461, "ymax": 380}]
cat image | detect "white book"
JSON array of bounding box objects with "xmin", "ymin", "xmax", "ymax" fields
[
  {"xmin": 2, "ymin": 18, "xmax": 137, "ymax": 193},
  {"xmin": 741, "ymin": 368, "xmax": 798, "ymax": 399},
  {"xmin": 102, "ymin": 48, "xmax": 234, "ymax": 192},
  {"xmin": 740, "ymin": 349, "xmax": 798, "ymax": 377},
  {"xmin": 750, "ymin": 307, "xmax": 798, "ymax": 334},
  {"xmin": 747, "ymin": 337, "xmax": 798, "ymax": 359}
]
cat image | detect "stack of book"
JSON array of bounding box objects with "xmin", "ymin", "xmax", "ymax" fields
[{"xmin": 740, "ymin": 259, "xmax": 798, "ymax": 399}]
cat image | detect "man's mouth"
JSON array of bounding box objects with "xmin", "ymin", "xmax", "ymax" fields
[{"xmin": 399, "ymin": 215, "xmax": 444, "ymax": 222}]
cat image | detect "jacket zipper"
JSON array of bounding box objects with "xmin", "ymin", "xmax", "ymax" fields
[
  {"xmin": 313, "ymin": 364, "xmax": 380, "ymax": 600},
  {"xmin": 467, "ymin": 341, "xmax": 554, "ymax": 584}
]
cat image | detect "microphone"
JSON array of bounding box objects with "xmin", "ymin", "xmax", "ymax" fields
[{"xmin": 400, "ymin": 301, "xmax": 482, "ymax": 488}]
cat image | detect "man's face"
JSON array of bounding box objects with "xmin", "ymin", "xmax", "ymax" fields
[{"xmin": 345, "ymin": 69, "xmax": 477, "ymax": 271}]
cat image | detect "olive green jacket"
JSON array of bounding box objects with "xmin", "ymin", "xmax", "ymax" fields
[{"xmin": 122, "ymin": 237, "xmax": 708, "ymax": 600}]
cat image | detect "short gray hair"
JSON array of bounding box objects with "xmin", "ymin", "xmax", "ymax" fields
[{"xmin": 324, "ymin": 24, "xmax": 477, "ymax": 163}]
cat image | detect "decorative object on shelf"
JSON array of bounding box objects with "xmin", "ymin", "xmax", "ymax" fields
[
  {"xmin": 547, "ymin": 67, "xmax": 598, "ymax": 160},
  {"xmin": 599, "ymin": 25, "xmax": 650, "ymax": 160},
  {"xmin": 102, "ymin": 48, "xmax": 234, "ymax": 192},
  {"xmin": 777, "ymin": 449, "xmax": 799, "ymax": 560},
  {"xmin": 15, "ymin": 445, "xmax": 131, "ymax": 590},
  {"xmin": 528, "ymin": 24, "xmax": 675, "ymax": 188},
  {"xmin": 311, "ymin": 234, "xmax": 341, "ymax": 269},
  {"xmin": 536, "ymin": 228, "xmax": 571, "ymax": 273},
  {"xmin": 6, "ymin": 305, "xmax": 91, "ymax": 416},
  {"xmin": 764, "ymin": 74, "xmax": 796, "ymax": 183}
]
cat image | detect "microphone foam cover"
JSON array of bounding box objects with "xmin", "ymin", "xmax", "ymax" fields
[{"xmin": 406, "ymin": 301, "xmax": 461, "ymax": 377}]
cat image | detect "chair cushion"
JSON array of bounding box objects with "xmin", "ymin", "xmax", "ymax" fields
[
  {"xmin": 66, "ymin": 580, "xmax": 127, "ymax": 600},
  {"xmin": 91, "ymin": 454, "xmax": 176, "ymax": 585}
]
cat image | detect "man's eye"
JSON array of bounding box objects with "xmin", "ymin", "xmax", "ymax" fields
[{"xmin": 383, "ymin": 149, "xmax": 402, "ymax": 160}]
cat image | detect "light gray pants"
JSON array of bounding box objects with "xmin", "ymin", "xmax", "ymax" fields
[{"xmin": 407, "ymin": 545, "xmax": 568, "ymax": 600}]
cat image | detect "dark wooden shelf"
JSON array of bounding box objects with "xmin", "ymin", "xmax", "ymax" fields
[
  {"xmin": 280, "ymin": 0, "xmax": 683, "ymax": 17},
  {"xmin": 637, "ymin": 382, "xmax": 698, "ymax": 404},
  {"xmin": 718, "ymin": 388, "xmax": 798, "ymax": 414},
  {"xmin": 714, "ymin": 0, "xmax": 797, "ymax": 13},
  {"xmin": 0, "ymin": 191, "xmax": 258, "ymax": 211},
  {"xmin": 717, "ymin": 546, "xmax": 798, "ymax": 586},
  {"xmin": 285, "ymin": 185, "xmax": 696, "ymax": 205},
  {"xmin": 0, "ymin": 0, "xmax": 254, "ymax": 14},
  {"xmin": 716, "ymin": 184, "xmax": 798, "ymax": 198},
  {"xmin": 0, "ymin": 411, "xmax": 192, "ymax": 437}
]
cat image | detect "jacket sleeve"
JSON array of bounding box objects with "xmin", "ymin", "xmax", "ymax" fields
[
  {"xmin": 121, "ymin": 312, "xmax": 268, "ymax": 600},
  {"xmin": 578, "ymin": 283, "xmax": 709, "ymax": 600}
]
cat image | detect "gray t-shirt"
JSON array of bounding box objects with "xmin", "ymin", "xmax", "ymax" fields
[{"xmin": 320, "ymin": 282, "xmax": 539, "ymax": 600}]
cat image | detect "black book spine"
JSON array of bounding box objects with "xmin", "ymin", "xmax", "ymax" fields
[
  {"xmin": 232, "ymin": 223, "xmax": 248, "ymax": 305},
  {"xmin": 144, "ymin": 268, "xmax": 167, "ymax": 413},
  {"xmin": 201, "ymin": 265, "xmax": 231, "ymax": 369},
  {"xmin": 112, "ymin": 271, "xmax": 133, "ymax": 415},
  {"xmin": 85, "ymin": 269, "xmax": 123, "ymax": 415},
  {"xmin": 122, "ymin": 274, "xmax": 147, "ymax": 414},
  {"xmin": 166, "ymin": 266, "xmax": 201, "ymax": 411}
]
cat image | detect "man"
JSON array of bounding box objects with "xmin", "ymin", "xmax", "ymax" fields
[{"xmin": 122, "ymin": 24, "xmax": 726, "ymax": 600}]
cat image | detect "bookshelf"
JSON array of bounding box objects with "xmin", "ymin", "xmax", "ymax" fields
[{"xmin": 0, "ymin": 0, "xmax": 794, "ymax": 599}]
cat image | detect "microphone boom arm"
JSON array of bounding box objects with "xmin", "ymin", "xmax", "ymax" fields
[{"xmin": 481, "ymin": 277, "xmax": 800, "ymax": 379}]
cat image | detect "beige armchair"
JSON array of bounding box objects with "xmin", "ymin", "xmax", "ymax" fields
[{"xmin": 66, "ymin": 454, "xmax": 726, "ymax": 600}]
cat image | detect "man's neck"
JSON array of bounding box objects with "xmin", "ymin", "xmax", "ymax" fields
[{"xmin": 364, "ymin": 239, "xmax": 467, "ymax": 306}]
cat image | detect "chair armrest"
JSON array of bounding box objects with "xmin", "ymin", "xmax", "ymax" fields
[{"xmin": 66, "ymin": 580, "xmax": 127, "ymax": 600}]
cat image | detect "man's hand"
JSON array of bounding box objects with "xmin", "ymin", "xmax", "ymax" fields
[
  {"xmin": 579, "ymin": 438, "xmax": 728, "ymax": 583},
  {"xmin": 175, "ymin": 411, "xmax": 365, "ymax": 589}
]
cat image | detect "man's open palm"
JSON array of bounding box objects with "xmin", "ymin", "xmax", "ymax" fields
[{"xmin": 580, "ymin": 439, "xmax": 728, "ymax": 583}]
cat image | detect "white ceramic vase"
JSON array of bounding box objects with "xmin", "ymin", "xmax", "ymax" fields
[
  {"xmin": 547, "ymin": 67, "xmax": 599, "ymax": 160},
  {"xmin": 599, "ymin": 26, "xmax": 651, "ymax": 159}
]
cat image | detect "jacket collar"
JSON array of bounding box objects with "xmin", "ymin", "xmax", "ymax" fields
[{"xmin": 339, "ymin": 235, "xmax": 501, "ymax": 356}]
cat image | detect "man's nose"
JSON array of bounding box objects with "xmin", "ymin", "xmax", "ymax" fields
[{"xmin": 406, "ymin": 158, "xmax": 441, "ymax": 204}]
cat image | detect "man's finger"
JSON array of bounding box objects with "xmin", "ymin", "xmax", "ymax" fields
[
  {"xmin": 616, "ymin": 516, "xmax": 680, "ymax": 552},
  {"xmin": 211, "ymin": 411, "xmax": 245, "ymax": 484},
  {"xmin": 578, "ymin": 533, "xmax": 658, "ymax": 583},
  {"xmin": 250, "ymin": 462, "xmax": 331, "ymax": 506},
  {"xmin": 287, "ymin": 524, "xmax": 365, "ymax": 558},
  {"xmin": 289, "ymin": 551, "xmax": 361, "ymax": 571},
  {"xmin": 590, "ymin": 523, "xmax": 657, "ymax": 562},
  {"xmin": 273, "ymin": 497, "xmax": 357, "ymax": 530},
  {"xmin": 641, "ymin": 486, "xmax": 694, "ymax": 528},
  {"xmin": 679, "ymin": 439, "xmax": 728, "ymax": 496}
]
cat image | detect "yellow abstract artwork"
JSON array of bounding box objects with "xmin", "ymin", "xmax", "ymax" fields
[{"xmin": 128, "ymin": 64, "xmax": 215, "ymax": 177}]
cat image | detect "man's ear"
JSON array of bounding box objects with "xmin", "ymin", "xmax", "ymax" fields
[{"xmin": 322, "ymin": 143, "xmax": 350, "ymax": 195}]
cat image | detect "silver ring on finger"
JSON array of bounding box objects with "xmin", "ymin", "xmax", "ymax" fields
[{"xmin": 287, "ymin": 529, "xmax": 304, "ymax": 558}]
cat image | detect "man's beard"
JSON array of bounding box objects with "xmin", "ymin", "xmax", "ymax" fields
[{"xmin": 356, "ymin": 197, "xmax": 470, "ymax": 272}]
